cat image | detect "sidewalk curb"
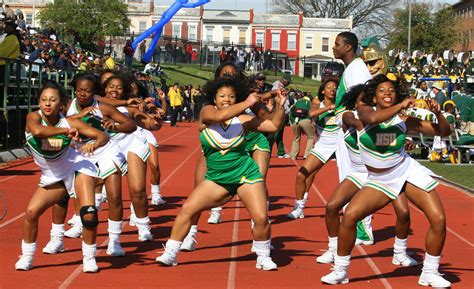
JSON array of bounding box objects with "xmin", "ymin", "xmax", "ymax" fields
[
  {"xmin": 436, "ymin": 177, "xmax": 473, "ymax": 195},
  {"xmin": 0, "ymin": 147, "xmax": 31, "ymax": 163}
]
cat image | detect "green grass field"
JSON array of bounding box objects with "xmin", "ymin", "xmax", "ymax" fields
[{"xmin": 417, "ymin": 161, "xmax": 474, "ymax": 190}]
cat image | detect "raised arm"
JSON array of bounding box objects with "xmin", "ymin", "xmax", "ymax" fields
[
  {"xmin": 242, "ymin": 92, "xmax": 286, "ymax": 133},
  {"xmin": 127, "ymin": 107, "xmax": 162, "ymax": 131},
  {"xmin": 358, "ymin": 98, "xmax": 413, "ymax": 125},
  {"xmin": 26, "ymin": 112, "xmax": 70, "ymax": 138},
  {"xmin": 96, "ymin": 95, "xmax": 142, "ymax": 107},
  {"xmin": 403, "ymin": 99, "xmax": 451, "ymax": 137},
  {"xmin": 200, "ymin": 93, "xmax": 259, "ymax": 123}
]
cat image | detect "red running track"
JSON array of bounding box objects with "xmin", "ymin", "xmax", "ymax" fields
[{"xmin": 0, "ymin": 123, "xmax": 473, "ymax": 289}]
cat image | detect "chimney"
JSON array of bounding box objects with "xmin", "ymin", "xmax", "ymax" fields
[
  {"xmin": 299, "ymin": 11, "xmax": 303, "ymax": 27},
  {"xmin": 250, "ymin": 9, "xmax": 254, "ymax": 23}
]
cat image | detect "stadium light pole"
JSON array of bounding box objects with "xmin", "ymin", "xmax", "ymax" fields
[{"xmin": 407, "ymin": 0, "xmax": 412, "ymax": 54}]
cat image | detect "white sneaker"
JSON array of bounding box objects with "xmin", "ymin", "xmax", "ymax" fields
[
  {"xmin": 256, "ymin": 256, "xmax": 277, "ymax": 271},
  {"xmin": 67, "ymin": 214, "xmax": 77, "ymax": 226},
  {"xmin": 287, "ymin": 207, "xmax": 304, "ymax": 219},
  {"xmin": 95, "ymin": 194, "xmax": 104, "ymax": 210},
  {"xmin": 418, "ymin": 271, "xmax": 451, "ymax": 287},
  {"xmin": 392, "ymin": 252, "xmax": 418, "ymax": 267},
  {"xmin": 129, "ymin": 213, "xmax": 137, "ymax": 227},
  {"xmin": 355, "ymin": 238, "xmax": 374, "ymax": 245},
  {"xmin": 106, "ymin": 241, "xmax": 125, "ymax": 256},
  {"xmin": 278, "ymin": 154, "xmax": 290, "ymax": 159},
  {"xmin": 156, "ymin": 251, "xmax": 178, "ymax": 266},
  {"xmin": 82, "ymin": 257, "xmax": 99, "ymax": 273},
  {"xmin": 42, "ymin": 237, "xmax": 64, "ymax": 254},
  {"xmin": 138, "ymin": 226, "xmax": 153, "ymax": 242},
  {"xmin": 180, "ymin": 236, "xmax": 197, "ymax": 251},
  {"xmin": 207, "ymin": 210, "xmax": 222, "ymax": 224},
  {"xmin": 64, "ymin": 224, "xmax": 83, "ymax": 238},
  {"xmin": 316, "ymin": 250, "xmax": 335, "ymax": 264},
  {"xmin": 151, "ymin": 195, "xmax": 166, "ymax": 205},
  {"xmin": 15, "ymin": 255, "xmax": 33, "ymax": 271},
  {"xmin": 321, "ymin": 265, "xmax": 349, "ymax": 285}
]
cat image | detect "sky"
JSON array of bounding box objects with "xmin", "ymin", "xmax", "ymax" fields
[{"xmin": 154, "ymin": 0, "xmax": 460, "ymax": 13}]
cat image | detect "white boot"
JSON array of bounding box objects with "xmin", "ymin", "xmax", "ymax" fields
[
  {"xmin": 321, "ymin": 254, "xmax": 350, "ymax": 285},
  {"xmin": 156, "ymin": 239, "xmax": 181, "ymax": 266},
  {"xmin": 42, "ymin": 223, "xmax": 65, "ymax": 254},
  {"xmin": 135, "ymin": 216, "xmax": 153, "ymax": 241},
  {"xmin": 15, "ymin": 241, "xmax": 36, "ymax": 271},
  {"xmin": 64, "ymin": 217, "xmax": 83, "ymax": 238},
  {"xmin": 316, "ymin": 237, "xmax": 337, "ymax": 264},
  {"xmin": 207, "ymin": 207, "xmax": 222, "ymax": 224},
  {"xmin": 253, "ymin": 240, "xmax": 277, "ymax": 271},
  {"xmin": 129, "ymin": 204, "xmax": 137, "ymax": 227},
  {"xmin": 95, "ymin": 193, "xmax": 104, "ymax": 210},
  {"xmin": 418, "ymin": 253, "xmax": 451, "ymax": 287},
  {"xmin": 82, "ymin": 242, "xmax": 98, "ymax": 273},
  {"xmin": 106, "ymin": 219, "xmax": 125, "ymax": 256},
  {"xmin": 151, "ymin": 185, "xmax": 166, "ymax": 205},
  {"xmin": 180, "ymin": 225, "xmax": 198, "ymax": 251},
  {"xmin": 392, "ymin": 237, "xmax": 417, "ymax": 267},
  {"xmin": 67, "ymin": 214, "xmax": 77, "ymax": 226},
  {"xmin": 287, "ymin": 198, "xmax": 306, "ymax": 219}
]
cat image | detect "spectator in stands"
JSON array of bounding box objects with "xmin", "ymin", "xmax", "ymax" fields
[
  {"xmin": 103, "ymin": 52, "xmax": 115, "ymax": 71},
  {"xmin": 416, "ymin": 80, "xmax": 429, "ymax": 99},
  {"xmin": 123, "ymin": 39, "xmax": 134, "ymax": 68},
  {"xmin": 185, "ymin": 42, "xmax": 192, "ymax": 64},
  {"xmin": 16, "ymin": 14, "xmax": 25, "ymax": 31},
  {"xmin": 219, "ymin": 46, "xmax": 228, "ymax": 64},
  {"xmin": 139, "ymin": 40, "xmax": 146, "ymax": 61},
  {"xmin": 431, "ymin": 83, "xmax": 446, "ymax": 105},
  {"xmin": 0, "ymin": 22, "xmax": 21, "ymax": 83},
  {"xmin": 4, "ymin": 5, "xmax": 15, "ymax": 21},
  {"xmin": 255, "ymin": 72, "xmax": 272, "ymax": 93},
  {"xmin": 237, "ymin": 46, "xmax": 246, "ymax": 70},
  {"xmin": 168, "ymin": 82, "xmax": 183, "ymax": 127}
]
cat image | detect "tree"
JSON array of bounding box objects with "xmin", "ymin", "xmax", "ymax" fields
[
  {"xmin": 386, "ymin": 2, "xmax": 461, "ymax": 53},
  {"xmin": 274, "ymin": 0, "xmax": 399, "ymax": 36},
  {"xmin": 38, "ymin": 0, "xmax": 130, "ymax": 53}
]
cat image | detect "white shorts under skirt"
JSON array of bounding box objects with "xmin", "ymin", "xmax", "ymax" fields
[{"xmin": 364, "ymin": 157, "xmax": 439, "ymax": 199}]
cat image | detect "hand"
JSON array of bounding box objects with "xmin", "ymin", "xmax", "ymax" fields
[
  {"xmin": 79, "ymin": 143, "xmax": 96, "ymax": 156},
  {"xmin": 156, "ymin": 107, "xmax": 165, "ymax": 117},
  {"xmin": 66, "ymin": 128, "xmax": 79, "ymax": 141},
  {"xmin": 77, "ymin": 106, "xmax": 96, "ymax": 118},
  {"xmin": 245, "ymin": 93, "xmax": 260, "ymax": 106},
  {"xmin": 276, "ymin": 90, "xmax": 287, "ymax": 107},
  {"xmin": 404, "ymin": 140, "xmax": 416, "ymax": 151},
  {"xmin": 101, "ymin": 117, "xmax": 117, "ymax": 131},
  {"xmin": 400, "ymin": 98, "xmax": 414, "ymax": 109},
  {"xmin": 144, "ymin": 97, "xmax": 155, "ymax": 104},
  {"xmin": 127, "ymin": 98, "xmax": 142, "ymax": 107},
  {"xmin": 426, "ymin": 98, "xmax": 441, "ymax": 115},
  {"xmin": 157, "ymin": 90, "xmax": 166, "ymax": 100}
]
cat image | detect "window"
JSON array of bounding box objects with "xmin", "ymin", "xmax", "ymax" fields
[
  {"xmin": 188, "ymin": 25, "xmax": 197, "ymax": 41},
  {"xmin": 322, "ymin": 37, "xmax": 329, "ymax": 52},
  {"xmin": 288, "ymin": 33, "xmax": 296, "ymax": 50},
  {"xmin": 206, "ymin": 27, "xmax": 213, "ymax": 42},
  {"xmin": 271, "ymin": 33, "xmax": 280, "ymax": 50},
  {"xmin": 256, "ymin": 32, "xmax": 264, "ymax": 47},
  {"xmin": 305, "ymin": 36, "xmax": 313, "ymax": 49},
  {"xmin": 26, "ymin": 14, "xmax": 33, "ymax": 26},
  {"xmin": 223, "ymin": 27, "xmax": 231, "ymax": 44},
  {"xmin": 239, "ymin": 30, "xmax": 246, "ymax": 45},
  {"xmin": 172, "ymin": 24, "xmax": 181, "ymax": 38},
  {"xmin": 139, "ymin": 21, "xmax": 147, "ymax": 33}
]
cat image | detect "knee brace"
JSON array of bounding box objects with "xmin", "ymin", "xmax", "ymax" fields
[
  {"xmin": 56, "ymin": 193, "xmax": 70, "ymax": 208},
  {"xmin": 79, "ymin": 205, "xmax": 99, "ymax": 228}
]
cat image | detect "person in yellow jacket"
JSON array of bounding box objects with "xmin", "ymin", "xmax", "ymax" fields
[
  {"xmin": 0, "ymin": 22, "xmax": 21, "ymax": 83},
  {"xmin": 103, "ymin": 53, "xmax": 116, "ymax": 71},
  {"xmin": 168, "ymin": 82, "xmax": 183, "ymax": 126}
]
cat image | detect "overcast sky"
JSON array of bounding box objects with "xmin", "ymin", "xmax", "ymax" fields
[{"xmin": 155, "ymin": 0, "xmax": 460, "ymax": 13}]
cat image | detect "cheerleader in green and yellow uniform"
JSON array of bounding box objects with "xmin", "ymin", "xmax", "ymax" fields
[
  {"xmin": 322, "ymin": 75, "xmax": 452, "ymax": 288},
  {"xmin": 156, "ymin": 77, "xmax": 286, "ymax": 270}
]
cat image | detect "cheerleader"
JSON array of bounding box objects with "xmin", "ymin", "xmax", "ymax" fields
[
  {"xmin": 156, "ymin": 77, "xmax": 286, "ymax": 270},
  {"xmin": 321, "ymin": 75, "xmax": 451, "ymax": 288},
  {"xmin": 15, "ymin": 81, "xmax": 109, "ymax": 272}
]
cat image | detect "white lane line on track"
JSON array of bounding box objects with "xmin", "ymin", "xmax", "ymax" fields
[
  {"xmin": 226, "ymin": 200, "xmax": 241, "ymax": 289},
  {"xmin": 0, "ymin": 127, "xmax": 193, "ymax": 228},
  {"xmin": 59, "ymin": 144, "xmax": 202, "ymax": 289}
]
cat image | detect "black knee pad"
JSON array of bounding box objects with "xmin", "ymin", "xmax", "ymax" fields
[
  {"xmin": 57, "ymin": 194, "xmax": 70, "ymax": 208},
  {"xmin": 79, "ymin": 205, "xmax": 99, "ymax": 228}
]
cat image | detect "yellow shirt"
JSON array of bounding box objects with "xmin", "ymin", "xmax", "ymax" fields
[
  {"xmin": 103, "ymin": 57, "xmax": 115, "ymax": 70},
  {"xmin": 168, "ymin": 88, "xmax": 183, "ymax": 107},
  {"xmin": 0, "ymin": 35, "xmax": 20, "ymax": 65}
]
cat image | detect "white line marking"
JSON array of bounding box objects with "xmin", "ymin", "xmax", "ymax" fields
[
  {"xmin": 59, "ymin": 144, "xmax": 201, "ymax": 289},
  {"xmin": 226, "ymin": 200, "xmax": 241, "ymax": 289},
  {"xmin": 0, "ymin": 175, "xmax": 17, "ymax": 182},
  {"xmin": 0, "ymin": 212, "xmax": 25, "ymax": 228}
]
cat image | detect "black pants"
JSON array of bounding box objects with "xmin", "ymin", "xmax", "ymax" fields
[{"xmin": 170, "ymin": 106, "xmax": 182, "ymax": 126}]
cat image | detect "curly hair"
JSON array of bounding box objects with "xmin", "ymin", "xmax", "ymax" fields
[
  {"xmin": 214, "ymin": 61, "xmax": 246, "ymax": 80},
  {"xmin": 203, "ymin": 77, "xmax": 249, "ymax": 105},
  {"xmin": 317, "ymin": 77, "xmax": 339, "ymax": 102},
  {"xmin": 362, "ymin": 74, "xmax": 409, "ymax": 107},
  {"xmin": 72, "ymin": 72, "xmax": 101, "ymax": 95},
  {"xmin": 341, "ymin": 84, "xmax": 366, "ymax": 111},
  {"xmin": 101, "ymin": 75, "xmax": 131, "ymax": 100}
]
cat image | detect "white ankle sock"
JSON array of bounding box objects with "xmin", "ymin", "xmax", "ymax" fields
[
  {"xmin": 135, "ymin": 216, "xmax": 150, "ymax": 227},
  {"xmin": 422, "ymin": 253, "xmax": 441, "ymax": 272},
  {"xmin": 295, "ymin": 199, "xmax": 306, "ymax": 209},
  {"xmin": 189, "ymin": 225, "xmax": 198, "ymax": 237},
  {"xmin": 335, "ymin": 254, "xmax": 351, "ymax": 267},
  {"xmin": 393, "ymin": 237, "xmax": 408, "ymax": 254},
  {"xmin": 108, "ymin": 219, "xmax": 123, "ymax": 242},
  {"xmin": 166, "ymin": 239, "xmax": 182, "ymax": 255},
  {"xmin": 21, "ymin": 240, "xmax": 36, "ymax": 256},
  {"xmin": 303, "ymin": 192, "xmax": 308, "ymax": 200},
  {"xmin": 51, "ymin": 223, "xmax": 65, "ymax": 236},
  {"xmin": 328, "ymin": 236, "xmax": 338, "ymax": 251},
  {"xmin": 211, "ymin": 207, "xmax": 222, "ymax": 212},
  {"xmin": 151, "ymin": 185, "xmax": 160, "ymax": 195},
  {"xmin": 82, "ymin": 242, "xmax": 97, "ymax": 258},
  {"xmin": 252, "ymin": 239, "xmax": 271, "ymax": 257}
]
